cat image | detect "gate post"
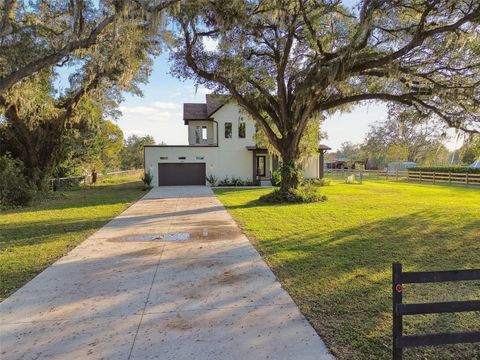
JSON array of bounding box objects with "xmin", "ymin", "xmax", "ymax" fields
[{"xmin": 393, "ymin": 263, "xmax": 403, "ymax": 360}]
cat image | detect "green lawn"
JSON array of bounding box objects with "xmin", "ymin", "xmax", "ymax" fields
[
  {"xmin": 0, "ymin": 176, "xmax": 145, "ymax": 300},
  {"xmin": 214, "ymin": 180, "xmax": 480, "ymax": 359}
]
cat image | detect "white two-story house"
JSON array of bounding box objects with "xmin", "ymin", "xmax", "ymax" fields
[{"xmin": 144, "ymin": 95, "xmax": 330, "ymax": 186}]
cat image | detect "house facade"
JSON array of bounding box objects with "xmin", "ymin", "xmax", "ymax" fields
[{"xmin": 144, "ymin": 95, "xmax": 330, "ymax": 186}]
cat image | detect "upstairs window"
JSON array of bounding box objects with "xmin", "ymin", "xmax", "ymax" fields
[
  {"xmin": 195, "ymin": 126, "xmax": 208, "ymax": 144},
  {"xmin": 225, "ymin": 122, "xmax": 232, "ymax": 138},
  {"xmin": 195, "ymin": 126, "xmax": 201, "ymax": 144},
  {"xmin": 238, "ymin": 121, "xmax": 246, "ymax": 138}
]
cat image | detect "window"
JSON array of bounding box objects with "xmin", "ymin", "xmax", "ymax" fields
[
  {"xmin": 196, "ymin": 156, "xmax": 204, "ymax": 160},
  {"xmin": 202, "ymin": 126, "xmax": 208, "ymax": 142},
  {"xmin": 238, "ymin": 121, "xmax": 246, "ymax": 138},
  {"xmin": 195, "ymin": 126, "xmax": 201, "ymax": 144},
  {"xmin": 225, "ymin": 122, "xmax": 232, "ymax": 138},
  {"xmin": 178, "ymin": 156, "xmax": 186, "ymax": 160},
  {"xmin": 160, "ymin": 156, "xmax": 168, "ymax": 160}
]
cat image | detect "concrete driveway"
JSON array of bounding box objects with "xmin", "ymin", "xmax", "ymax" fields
[{"xmin": 0, "ymin": 186, "xmax": 333, "ymax": 360}]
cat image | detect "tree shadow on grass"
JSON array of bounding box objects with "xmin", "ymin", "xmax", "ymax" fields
[
  {"xmin": 0, "ymin": 181, "xmax": 145, "ymax": 214},
  {"xmin": 244, "ymin": 210, "xmax": 480, "ymax": 360}
]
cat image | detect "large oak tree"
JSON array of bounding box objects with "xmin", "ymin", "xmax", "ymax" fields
[
  {"xmin": 172, "ymin": 0, "xmax": 480, "ymax": 192},
  {"xmin": 0, "ymin": 0, "xmax": 177, "ymax": 94},
  {"xmin": 0, "ymin": 1, "xmax": 169, "ymax": 187}
]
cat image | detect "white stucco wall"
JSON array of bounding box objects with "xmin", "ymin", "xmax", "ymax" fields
[
  {"xmin": 144, "ymin": 146, "xmax": 254, "ymax": 186},
  {"xmin": 302, "ymin": 156, "xmax": 320, "ymax": 179},
  {"xmin": 214, "ymin": 102, "xmax": 256, "ymax": 150},
  {"xmin": 145, "ymin": 102, "xmax": 258, "ymax": 186},
  {"xmin": 144, "ymin": 100, "xmax": 322, "ymax": 186}
]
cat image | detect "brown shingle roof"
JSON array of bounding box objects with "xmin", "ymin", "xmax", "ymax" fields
[
  {"xmin": 206, "ymin": 94, "xmax": 227, "ymax": 116},
  {"xmin": 183, "ymin": 103, "xmax": 208, "ymax": 120},
  {"xmin": 183, "ymin": 95, "xmax": 228, "ymax": 121}
]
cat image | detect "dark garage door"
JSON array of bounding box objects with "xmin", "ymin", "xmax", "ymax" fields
[{"xmin": 158, "ymin": 163, "xmax": 206, "ymax": 186}]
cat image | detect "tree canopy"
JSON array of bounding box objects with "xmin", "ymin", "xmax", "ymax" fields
[
  {"xmin": 121, "ymin": 134, "xmax": 156, "ymax": 170},
  {"xmin": 0, "ymin": 0, "xmax": 177, "ymax": 93},
  {"xmin": 0, "ymin": 0, "xmax": 174, "ymax": 187},
  {"xmin": 172, "ymin": 0, "xmax": 480, "ymax": 192}
]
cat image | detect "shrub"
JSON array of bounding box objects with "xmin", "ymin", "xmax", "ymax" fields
[
  {"xmin": 206, "ymin": 174, "xmax": 218, "ymax": 186},
  {"xmin": 0, "ymin": 154, "xmax": 33, "ymax": 208},
  {"xmin": 260, "ymin": 184, "xmax": 327, "ymax": 203},
  {"xmin": 304, "ymin": 178, "xmax": 331, "ymax": 186},
  {"xmin": 51, "ymin": 176, "xmax": 83, "ymax": 191},
  {"xmin": 407, "ymin": 166, "xmax": 480, "ymax": 174},
  {"xmin": 141, "ymin": 170, "xmax": 153, "ymax": 187},
  {"xmin": 217, "ymin": 177, "xmax": 231, "ymax": 186},
  {"xmin": 217, "ymin": 176, "xmax": 254, "ymax": 187}
]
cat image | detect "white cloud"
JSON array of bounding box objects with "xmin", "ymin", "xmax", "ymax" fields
[
  {"xmin": 195, "ymin": 87, "xmax": 211, "ymax": 96},
  {"xmin": 170, "ymin": 84, "xmax": 211, "ymax": 101},
  {"xmin": 151, "ymin": 101, "xmax": 180, "ymax": 110},
  {"xmin": 119, "ymin": 102, "xmax": 182, "ymax": 123},
  {"xmin": 118, "ymin": 101, "xmax": 187, "ymax": 145}
]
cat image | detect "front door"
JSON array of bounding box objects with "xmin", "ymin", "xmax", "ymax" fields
[{"xmin": 256, "ymin": 156, "xmax": 266, "ymax": 177}]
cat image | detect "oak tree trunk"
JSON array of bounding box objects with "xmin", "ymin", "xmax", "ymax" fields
[{"xmin": 278, "ymin": 142, "xmax": 301, "ymax": 193}]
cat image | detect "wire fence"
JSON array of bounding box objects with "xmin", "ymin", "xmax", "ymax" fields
[
  {"xmin": 325, "ymin": 169, "xmax": 409, "ymax": 182},
  {"xmin": 49, "ymin": 169, "xmax": 143, "ymax": 190}
]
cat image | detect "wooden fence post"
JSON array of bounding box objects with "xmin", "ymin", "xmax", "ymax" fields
[
  {"xmin": 393, "ymin": 263, "xmax": 403, "ymax": 360},
  {"xmin": 466, "ymin": 173, "xmax": 469, "ymax": 185}
]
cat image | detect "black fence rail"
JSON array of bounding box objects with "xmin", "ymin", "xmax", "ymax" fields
[{"xmin": 392, "ymin": 263, "xmax": 480, "ymax": 360}]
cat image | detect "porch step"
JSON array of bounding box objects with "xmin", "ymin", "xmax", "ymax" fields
[{"xmin": 260, "ymin": 180, "xmax": 272, "ymax": 187}]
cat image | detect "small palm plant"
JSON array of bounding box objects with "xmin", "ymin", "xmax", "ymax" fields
[{"xmin": 206, "ymin": 174, "xmax": 218, "ymax": 186}]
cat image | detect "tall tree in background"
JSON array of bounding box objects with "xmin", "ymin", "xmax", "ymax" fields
[
  {"xmin": 58, "ymin": 119, "xmax": 125, "ymax": 177},
  {"xmin": 460, "ymin": 134, "xmax": 480, "ymax": 164},
  {"xmin": 121, "ymin": 134, "xmax": 156, "ymax": 170},
  {"xmin": 363, "ymin": 116, "xmax": 448, "ymax": 165},
  {"xmin": 335, "ymin": 142, "xmax": 365, "ymax": 165},
  {"xmin": 173, "ymin": 0, "xmax": 480, "ymax": 195}
]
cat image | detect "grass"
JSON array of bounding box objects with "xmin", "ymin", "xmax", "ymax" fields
[
  {"xmin": 0, "ymin": 175, "xmax": 145, "ymax": 301},
  {"xmin": 214, "ymin": 179, "xmax": 480, "ymax": 359}
]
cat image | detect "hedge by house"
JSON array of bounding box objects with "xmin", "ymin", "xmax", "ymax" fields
[{"xmin": 407, "ymin": 166, "xmax": 480, "ymax": 174}]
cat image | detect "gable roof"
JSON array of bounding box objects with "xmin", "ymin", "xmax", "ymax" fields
[
  {"xmin": 183, "ymin": 94, "xmax": 228, "ymax": 122},
  {"xmin": 183, "ymin": 103, "xmax": 207, "ymax": 120},
  {"xmin": 206, "ymin": 94, "xmax": 226, "ymax": 116}
]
